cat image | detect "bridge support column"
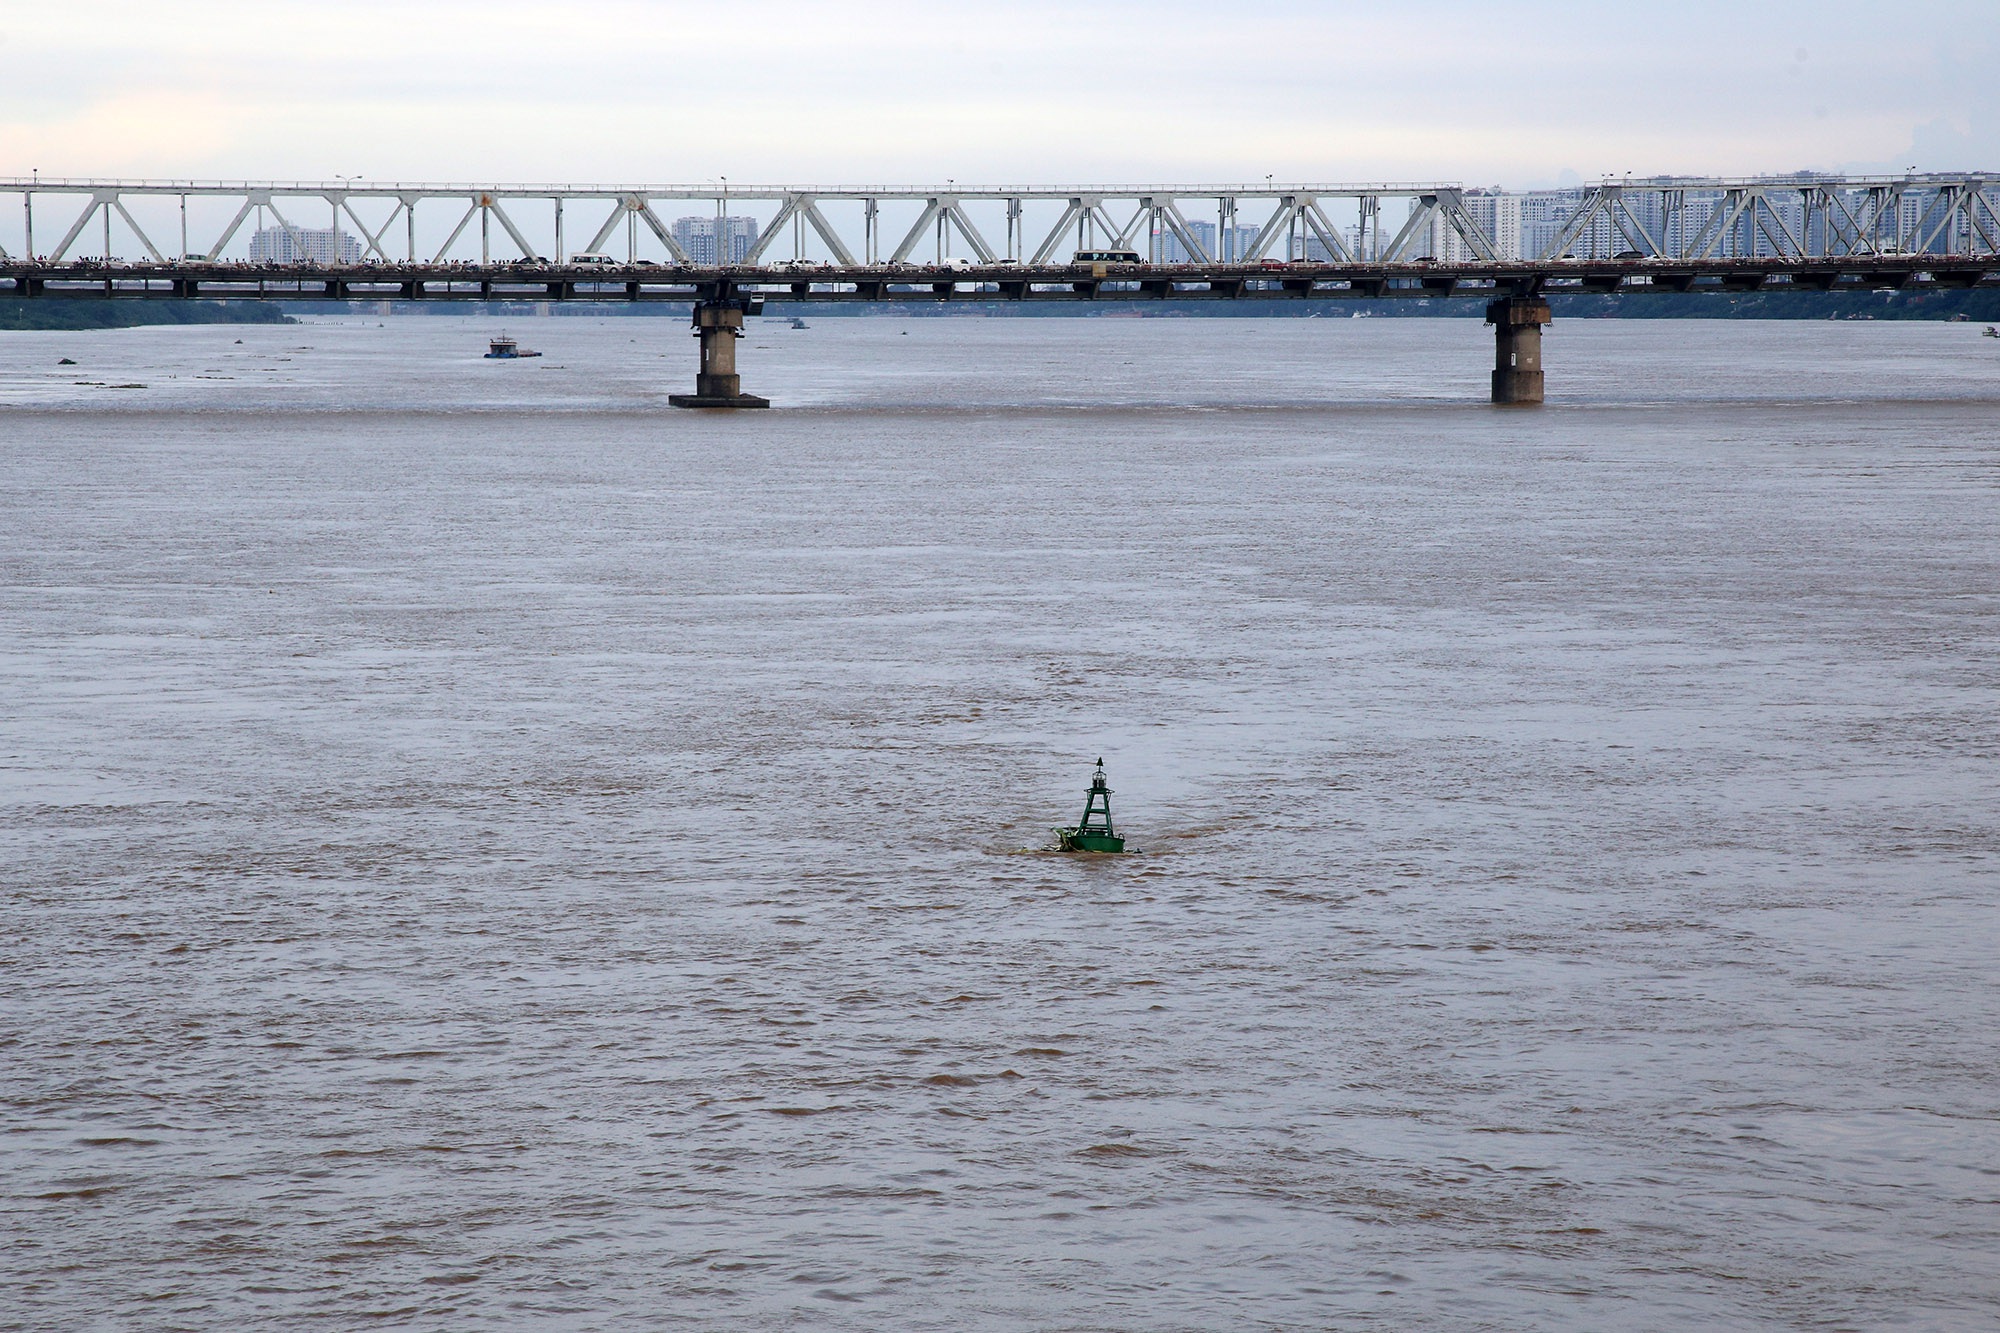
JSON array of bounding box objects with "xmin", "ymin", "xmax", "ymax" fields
[
  {"xmin": 1487, "ymin": 297, "xmax": 1551, "ymax": 405},
  {"xmin": 669, "ymin": 298, "xmax": 769, "ymax": 409}
]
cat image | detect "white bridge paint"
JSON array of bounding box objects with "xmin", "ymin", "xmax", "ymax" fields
[{"xmin": 2, "ymin": 175, "xmax": 1995, "ymax": 268}]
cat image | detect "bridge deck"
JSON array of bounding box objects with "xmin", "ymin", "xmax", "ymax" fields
[{"xmin": 6, "ymin": 257, "xmax": 1997, "ymax": 303}]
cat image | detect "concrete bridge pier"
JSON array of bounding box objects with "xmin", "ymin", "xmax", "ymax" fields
[
  {"xmin": 1487, "ymin": 296, "xmax": 1551, "ymax": 405},
  {"xmin": 669, "ymin": 297, "xmax": 769, "ymax": 409}
]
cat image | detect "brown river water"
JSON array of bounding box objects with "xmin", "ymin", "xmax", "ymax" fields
[{"xmin": 2, "ymin": 315, "xmax": 1998, "ymax": 1329}]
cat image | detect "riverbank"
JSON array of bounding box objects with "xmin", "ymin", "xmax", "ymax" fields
[{"xmin": 0, "ymin": 300, "xmax": 294, "ymax": 331}]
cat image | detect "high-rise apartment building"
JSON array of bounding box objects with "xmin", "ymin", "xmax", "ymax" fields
[
  {"xmin": 248, "ymin": 226, "xmax": 362, "ymax": 265},
  {"xmin": 1158, "ymin": 220, "xmax": 1262, "ymax": 262},
  {"xmin": 1461, "ymin": 190, "xmax": 1523, "ymax": 260},
  {"xmin": 671, "ymin": 215, "xmax": 761, "ymax": 265},
  {"xmin": 1159, "ymin": 219, "xmax": 1210, "ymax": 262},
  {"xmin": 1216, "ymin": 224, "xmax": 1261, "ymax": 261},
  {"xmin": 1517, "ymin": 189, "xmax": 1602, "ymax": 260},
  {"xmin": 1411, "ymin": 191, "xmax": 1525, "ymax": 262}
]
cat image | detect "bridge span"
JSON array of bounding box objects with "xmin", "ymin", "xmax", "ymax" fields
[{"xmin": 4, "ymin": 175, "xmax": 1996, "ymax": 406}]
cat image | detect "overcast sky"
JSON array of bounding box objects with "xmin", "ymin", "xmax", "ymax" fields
[{"xmin": 2, "ymin": 0, "xmax": 1994, "ymax": 186}]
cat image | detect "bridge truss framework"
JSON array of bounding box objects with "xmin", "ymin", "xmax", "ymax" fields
[{"xmin": 3, "ymin": 174, "xmax": 1997, "ymax": 268}]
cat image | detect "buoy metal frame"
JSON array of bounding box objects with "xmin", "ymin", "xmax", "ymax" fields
[{"xmin": 1056, "ymin": 758, "xmax": 1125, "ymax": 853}]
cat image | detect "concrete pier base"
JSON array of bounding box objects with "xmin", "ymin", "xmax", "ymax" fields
[
  {"xmin": 1487, "ymin": 297, "xmax": 1551, "ymax": 405},
  {"xmin": 669, "ymin": 299, "xmax": 770, "ymax": 409}
]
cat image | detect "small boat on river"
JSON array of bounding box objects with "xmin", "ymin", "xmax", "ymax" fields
[{"xmin": 485, "ymin": 334, "xmax": 542, "ymax": 359}]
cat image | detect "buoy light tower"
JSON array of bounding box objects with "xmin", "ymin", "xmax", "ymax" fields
[{"xmin": 1056, "ymin": 758, "xmax": 1125, "ymax": 853}]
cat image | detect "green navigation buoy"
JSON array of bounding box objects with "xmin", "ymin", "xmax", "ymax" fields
[{"xmin": 1055, "ymin": 758, "xmax": 1126, "ymax": 853}]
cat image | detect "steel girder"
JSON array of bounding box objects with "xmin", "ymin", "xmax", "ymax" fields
[
  {"xmin": 885, "ymin": 197, "xmax": 997, "ymax": 264},
  {"xmin": 3, "ymin": 176, "xmax": 1993, "ymax": 269}
]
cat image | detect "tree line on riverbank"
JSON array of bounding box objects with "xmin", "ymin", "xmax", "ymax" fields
[{"xmin": 0, "ymin": 301, "xmax": 292, "ymax": 331}]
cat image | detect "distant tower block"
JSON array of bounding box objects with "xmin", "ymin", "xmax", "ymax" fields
[
  {"xmin": 1487, "ymin": 296, "xmax": 1552, "ymax": 405},
  {"xmin": 669, "ymin": 296, "xmax": 770, "ymax": 409}
]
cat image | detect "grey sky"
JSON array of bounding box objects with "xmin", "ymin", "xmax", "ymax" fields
[{"xmin": 1, "ymin": 0, "xmax": 1993, "ymax": 184}]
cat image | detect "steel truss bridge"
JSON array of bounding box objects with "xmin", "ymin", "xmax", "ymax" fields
[{"xmin": 3, "ymin": 174, "xmax": 1996, "ymax": 406}]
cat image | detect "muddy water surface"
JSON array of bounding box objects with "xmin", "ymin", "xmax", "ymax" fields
[{"xmin": 3, "ymin": 316, "xmax": 1998, "ymax": 1329}]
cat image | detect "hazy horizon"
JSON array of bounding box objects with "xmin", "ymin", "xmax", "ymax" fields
[{"xmin": 2, "ymin": 1, "xmax": 1994, "ymax": 187}]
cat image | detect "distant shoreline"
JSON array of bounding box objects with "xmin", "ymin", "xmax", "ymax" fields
[
  {"xmin": 5, "ymin": 291, "xmax": 1994, "ymax": 329},
  {"xmin": 303, "ymin": 290, "xmax": 2000, "ymax": 322},
  {"xmin": 0, "ymin": 300, "xmax": 294, "ymax": 331}
]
